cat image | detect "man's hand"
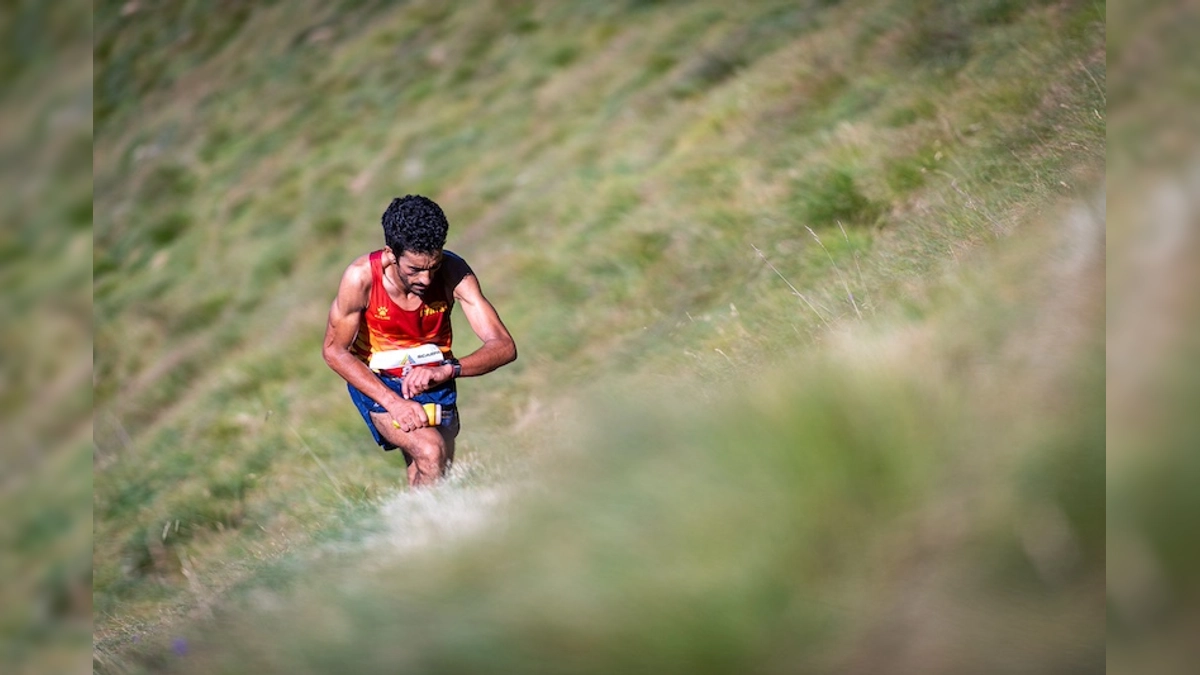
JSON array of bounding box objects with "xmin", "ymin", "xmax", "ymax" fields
[
  {"xmin": 401, "ymin": 364, "xmax": 454, "ymax": 399},
  {"xmin": 386, "ymin": 398, "xmax": 432, "ymax": 433}
]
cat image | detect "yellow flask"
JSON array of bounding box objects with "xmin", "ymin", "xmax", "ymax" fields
[
  {"xmin": 391, "ymin": 403, "xmax": 445, "ymax": 429},
  {"xmin": 422, "ymin": 403, "xmax": 442, "ymax": 426}
]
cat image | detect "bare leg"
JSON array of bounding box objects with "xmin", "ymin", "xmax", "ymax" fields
[
  {"xmin": 370, "ymin": 412, "xmax": 458, "ymax": 487},
  {"xmin": 406, "ymin": 454, "xmax": 419, "ymax": 486},
  {"xmin": 399, "ymin": 450, "xmax": 418, "ymax": 486}
]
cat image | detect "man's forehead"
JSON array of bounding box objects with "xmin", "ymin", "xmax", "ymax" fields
[{"xmin": 398, "ymin": 250, "xmax": 443, "ymax": 267}]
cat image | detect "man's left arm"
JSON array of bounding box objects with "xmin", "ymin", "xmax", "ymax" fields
[
  {"xmin": 401, "ymin": 271, "xmax": 516, "ymax": 398},
  {"xmin": 452, "ymin": 272, "xmax": 517, "ymax": 377}
]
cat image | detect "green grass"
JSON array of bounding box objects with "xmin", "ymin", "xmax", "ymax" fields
[{"xmin": 92, "ymin": 0, "xmax": 1106, "ymax": 671}]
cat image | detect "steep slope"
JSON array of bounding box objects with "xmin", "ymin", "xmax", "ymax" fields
[{"xmin": 93, "ymin": 1, "xmax": 1105, "ymax": 671}]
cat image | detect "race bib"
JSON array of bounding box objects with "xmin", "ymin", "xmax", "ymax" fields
[{"xmin": 368, "ymin": 344, "xmax": 444, "ymax": 372}]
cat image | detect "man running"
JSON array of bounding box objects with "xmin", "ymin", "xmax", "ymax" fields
[{"xmin": 322, "ymin": 195, "xmax": 517, "ymax": 486}]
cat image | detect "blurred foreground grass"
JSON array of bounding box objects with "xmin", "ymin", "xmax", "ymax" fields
[
  {"xmin": 1105, "ymin": 2, "xmax": 1200, "ymax": 670},
  {"xmin": 0, "ymin": 2, "xmax": 92, "ymax": 674}
]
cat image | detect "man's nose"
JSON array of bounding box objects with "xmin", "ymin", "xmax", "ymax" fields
[{"xmin": 415, "ymin": 271, "xmax": 431, "ymax": 284}]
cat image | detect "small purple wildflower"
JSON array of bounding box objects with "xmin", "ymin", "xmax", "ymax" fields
[{"xmin": 172, "ymin": 637, "xmax": 188, "ymax": 656}]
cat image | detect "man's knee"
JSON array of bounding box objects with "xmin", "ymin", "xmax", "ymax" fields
[{"xmin": 408, "ymin": 434, "xmax": 446, "ymax": 466}]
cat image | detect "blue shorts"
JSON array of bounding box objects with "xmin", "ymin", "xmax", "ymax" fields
[{"xmin": 348, "ymin": 373, "xmax": 458, "ymax": 451}]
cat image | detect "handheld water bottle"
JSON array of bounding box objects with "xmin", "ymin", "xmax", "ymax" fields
[{"xmin": 391, "ymin": 402, "xmax": 454, "ymax": 429}]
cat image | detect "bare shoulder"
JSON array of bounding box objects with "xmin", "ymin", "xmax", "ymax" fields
[
  {"xmin": 332, "ymin": 252, "xmax": 375, "ymax": 314},
  {"xmin": 342, "ymin": 253, "xmax": 374, "ymax": 286}
]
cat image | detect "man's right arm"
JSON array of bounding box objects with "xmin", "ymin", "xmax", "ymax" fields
[{"xmin": 322, "ymin": 257, "xmax": 430, "ymax": 432}]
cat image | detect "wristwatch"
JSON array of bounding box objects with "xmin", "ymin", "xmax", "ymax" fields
[{"xmin": 446, "ymin": 358, "xmax": 461, "ymax": 379}]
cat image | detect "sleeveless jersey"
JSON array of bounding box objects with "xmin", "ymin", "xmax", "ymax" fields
[{"xmin": 351, "ymin": 249, "xmax": 466, "ymax": 377}]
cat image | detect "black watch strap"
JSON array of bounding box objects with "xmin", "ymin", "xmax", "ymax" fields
[{"xmin": 448, "ymin": 358, "xmax": 462, "ymax": 379}]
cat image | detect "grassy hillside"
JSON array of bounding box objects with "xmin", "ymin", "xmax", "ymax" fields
[
  {"xmin": 93, "ymin": 0, "xmax": 1105, "ymax": 672},
  {"xmin": 1, "ymin": 3, "xmax": 93, "ymax": 673}
]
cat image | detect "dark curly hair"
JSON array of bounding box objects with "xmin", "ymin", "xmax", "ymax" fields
[{"xmin": 381, "ymin": 195, "xmax": 449, "ymax": 255}]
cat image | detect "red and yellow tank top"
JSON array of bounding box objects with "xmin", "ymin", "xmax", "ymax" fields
[{"xmin": 351, "ymin": 249, "xmax": 460, "ymax": 377}]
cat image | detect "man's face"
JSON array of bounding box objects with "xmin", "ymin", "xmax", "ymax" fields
[{"xmin": 392, "ymin": 249, "xmax": 443, "ymax": 297}]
